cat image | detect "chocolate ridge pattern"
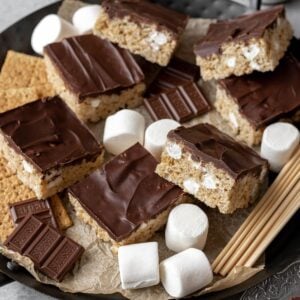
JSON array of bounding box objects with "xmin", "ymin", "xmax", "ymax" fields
[
  {"xmin": 69, "ymin": 143, "xmax": 184, "ymax": 241},
  {"xmin": 44, "ymin": 34, "xmax": 144, "ymax": 101},
  {"xmin": 0, "ymin": 97, "xmax": 102, "ymax": 172},
  {"xmin": 194, "ymin": 5, "xmax": 284, "ymax": 58},
  {"xmin": 168, "ymin": 124, "xmax": 267, "ymax": 179}
]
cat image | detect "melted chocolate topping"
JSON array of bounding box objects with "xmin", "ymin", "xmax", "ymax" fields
[
  {"xmin": 44, "ymin": 34, "xmax": 144, "ymax": 101},
  {"xmin": 168, "ymin": 124, "xmax": 267, "ymax": 179},
  {"xmin": 219, "ymin": 53, "xmax": 300, "ymax": 129},
  {"xmin": 0, "ymin": 97, "xmax": 102, "ymax": 172},
  {"xmin": 69, "ymin": 143, "xmax": 184, "ymax": 241},
  {"xmin": 194, "ymin": 5, "xmax": 284, "ymax": 58},
  {"xmin": 102, "ymin": 0, "xmax": 188, "ymax": 37}
]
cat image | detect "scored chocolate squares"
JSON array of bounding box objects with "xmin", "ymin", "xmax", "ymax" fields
[
  {"xmin": 68, "ymin": 143, "xmax": 190, "ymax": 252},
  {"xmin": 144, "ymin": 57, "xmax": 210, "ymax": 122},
  {"xmin": 4, "ymin": 215, "xmax": 83, "ymax": 282},
  {"xmin": 9, "ymin": 198, "xmax": 58, "ymax": 230},
  {"xmin": 0, "ymin": 96, "xmax": 104, "ymax": 199}
]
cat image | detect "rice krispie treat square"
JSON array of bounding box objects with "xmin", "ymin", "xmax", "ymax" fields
[
  {"xmin": 94, "ymin": 0, "xmax": 189, "ymax": 66},
  {"xmin": 68, "ymin": 143, "xmax": 189, "ymax": 252},
  {"xmin": 44, "ymin": 34, "xmax": 145, "ymax": 123},
  {"xmin": 0, "ymin": 96, "xmax": 104, "ymax": 199},
  {"xmin": 215, "ymin": 52, "xmax": 300, "ymax": 146},
  {"xmin": 156, "ymin": 124, "xmax": 268, "ymax": 214},
  {"xmin": 194, "ymin": 5, "xmax": 293, "ymax": 80}
]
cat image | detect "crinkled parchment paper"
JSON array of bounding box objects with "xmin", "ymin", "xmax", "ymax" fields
[{"xmin": 0, "ymin": 1, "xmax": 265, "ymax": 298}]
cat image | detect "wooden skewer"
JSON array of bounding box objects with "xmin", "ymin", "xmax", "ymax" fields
[
  {"xmin": 221, "ymin": 180, "xmax": 300, "ymax": 275},
  {"xmin": 244, "ymin": 184, "xmax": 300, "ymax": 268},
  {"xmin": 212, "ymin": 148, "xmax": 300, "ymax": 273}
]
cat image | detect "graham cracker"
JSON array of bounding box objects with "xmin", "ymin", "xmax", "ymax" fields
[
  {"xmin": 0, "ymin": 50, "xmax": 55, "ymax": 98},
  {"xmin": 50, "ymin": 195, "xmax": 73, "ymax": 230},
  {"xmin": 0, "ymin": 87, "xmax": 39, "ymax": 113}
]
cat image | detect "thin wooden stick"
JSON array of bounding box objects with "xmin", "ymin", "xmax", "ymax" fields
[
  {"xmin": 212, "ymin": 148, "xmax": 300, "ymax": 273},
  {"xmin": 219, "ymin": 168, "xmax": 300, "ymax": 276},
  {"xmin": 222, "ymin": 181, "xmax": 300, "ymax": 275},
  {"xmin": 244, "ymin": 185, "xmax": 300, "ymax": 268}
]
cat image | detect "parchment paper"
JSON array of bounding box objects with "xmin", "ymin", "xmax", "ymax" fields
[{"xmin": 0, "ymin": 1, "xmax": 266, "ymax": 299}]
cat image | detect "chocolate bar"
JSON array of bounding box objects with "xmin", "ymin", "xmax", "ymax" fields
[
  {"xmin": 146, "ymin": 57, "xmax": 200, "ymax": 97},
  {"xmin": 9, "ymin": 198, "xmax": 58, "ymax": 229},
  {"xmin": 4, "ymin": 215, "xmax": 83, "ymax": 282},
  {"xmin": 144, "ymin": 81, "xmax": 211, "ymax": 122}
]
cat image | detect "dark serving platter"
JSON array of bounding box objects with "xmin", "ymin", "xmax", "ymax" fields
[{"xmin": 0, "ymin": 1, "xmax": 299, "ymax": 299}]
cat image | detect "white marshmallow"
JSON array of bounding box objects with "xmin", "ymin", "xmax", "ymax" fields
[
  {"xmin": 183, "ymin": 178, "xmax": 200, "ymax": 196},
  {"xmin": 226, "ymin": 57, "xmax": 236, "ymax": 68},
  {"xmin": 242, "ymin": 44, "xmax": 260, "ymax": 61},
  {"xmin": 103, "ymin": 109, "xmax": 145, "ymax": 155},
  {"xmin": 229, "ymin": 112, "xmax": 239, "ymax": 129},
  {"xmin": 72, "ymin": 5, "xmax": 102, "ymax": 34},
  {"xmin": 202, "ymin": 173, "xmax": 217, "ymax": 189},
  {"xmin": 166, "ymin": 142, "xmax": 182, "ymax": 160},
  {"xmin": 261, "ymin": 122, "xmax": 299, "ymax": 172},
  {"xmin": 160, "ymin": 248, "xmax": 213, "ymax": 298},
  {"xmin": 165, "ymin": 204, "xmax": 208, "ymax": 252},
  {"xmin": 144, "ymin": 119, "xmax": 180, "ymax": 160},
  {"xmin": 148, "ymin": 31, "xmax": 168, "ymax": 51},
  {"xmin": 118, "ymin": 242, "xmax": 160, "ymax": 289},
  {"xmin": 22, "ymin": 160, "xmax": 34, "ymax": 174},
  {"xmin": 31, "ymin": 14, "xmax": 78, "ymax": 55}
]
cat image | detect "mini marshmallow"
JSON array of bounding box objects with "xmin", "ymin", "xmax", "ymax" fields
[
  {"xmin": 31, "ymin": 14, "xmax": 78, "ymax": 55},
  {"xmin": 118, "ymin": 242, "xmax": 160, "ymax": 289},
  {"xmin": 165, "ymin": 204, "xmax": 208, "ymax": 252},
  {"xmin": 144, "ymin": 119, "xmax": 180, "ymax": 160},
  {"xmin": 166, "ymin": 142, "xmax": 182, "ymax": 160},
  {"xmin": 72, "ymin": 5, "xmax": 102, "ymax": 34},
  {"xmin": 160, "ymin": 248, "xmax": 213, "ymax": 298},
  {"xmin": 103, "ymin": 109, "xmax": 145, "ymax": 155},
  {"xmin": 261, "ymin": 122, "xmax": 299, "ymax": 172}
]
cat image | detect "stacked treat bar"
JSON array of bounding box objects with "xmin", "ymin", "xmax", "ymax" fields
[{"xmin": 0, "ymin": 0, "xmax": 299, "ymax": 298}]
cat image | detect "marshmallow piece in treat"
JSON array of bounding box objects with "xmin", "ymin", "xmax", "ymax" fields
[
  {"xmin": 31, "ymin": 14, "xmax": 78, "ymax": 55},
  {"xmin": 103, "ymin": 109, "xmax": 145, "ymax": 155},
  {"xmin": 72, "ymin": 5, "xmax": 102, "ymax": 34},
  {"xmin": 160, "ymin": 248, "xmax": 213, "ymax": 298},
  {"xmin": 165, "ymin": 204, "xmax": 208, "ymax": 252},
  {"xmin": 118, "ymin": 242, "xmax": 160, "ymax": 289},
  {"xmin": 144, "ymin": 119, "xmax": 180, "ymax": 160},
  {"xmin": 261, "ymin": 122, "xmax": 299, "ymax": 172}
]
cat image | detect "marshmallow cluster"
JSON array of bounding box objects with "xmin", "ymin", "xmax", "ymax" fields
[
  {"xmin": 31, "ymin": 5, "xmax": 102, "ymax": 55},
  {"xmin": 103, "ymin": 110, "xmax": 180, "ymax": 158},
  {"xmin": 261, "ymin": 122, "xmax": 299, "ymax": 172}
]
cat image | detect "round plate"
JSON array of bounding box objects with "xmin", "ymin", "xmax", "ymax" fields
[{"xmin": 0, "ymin": 1, "xmax": 299, "ymax": 299}]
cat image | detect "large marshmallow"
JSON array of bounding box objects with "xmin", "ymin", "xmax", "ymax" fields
[
  {"xmin": 144, "ymin": 119, "xmax": 180, "ymax": 160},
  {"xmin": 72, "ymin": 5, "xmax": 102, "ymax": 34},
  {"xmin": 118, "ymin": 242, "xmax": 160, "ymax": 289},
  {"xmin": 261, "ymin": 122, "xmax": 299, "ymax": 172},
  {"xmin": 160, "ymin": 248, "xmax": 213, "ymax": 298},
  {"xmin": 103, "ymin": 109, "xmax": 145, "ymax": 155},
  {"xmin": 165, "ymin": 204, "xmax": 208, "ymax": 252},
  {"xmin": 31, "ymin": 14, "xmax": 78, "ymax": 55}
]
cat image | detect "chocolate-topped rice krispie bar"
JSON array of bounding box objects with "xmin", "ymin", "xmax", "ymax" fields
[
  {"xmin": 156, "ymin": 124, "xmax": 268, "ymax": 214},
  {"xmin": 94, "ymin": 0, "xmax": 188, "ymax": 66},
  {"xmin": 0, "ymin": 97, "xmax": 104, "ymax": 199},
  {"xmin": 194, "ymin": 5, "xmax": 293, "ymax": 80},
  {"xmin": 68, "ymin": 143, "xmax": 190, "ymax": 252},
  {"xmin": 44, "ymin": 34, "xmax": 145, "ymax": 122}
]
